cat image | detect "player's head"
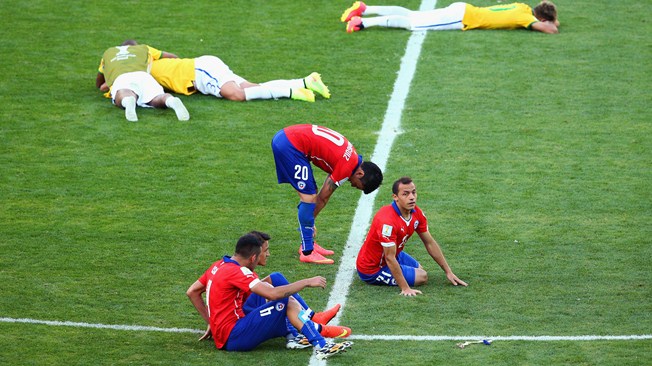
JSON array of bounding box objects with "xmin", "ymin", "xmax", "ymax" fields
[
  {"xmin": 357, "ymin": 161, "xmax": 383, "ymax": 194},
  {"xmin": 248, "ymin": 231, "xmax": 271, "ymax": 266},
  {"xmin": 533, "ymin": 1, "xmax": 557, "ymax": 22},
  {"xmin": 235, "ymin": 233, "xmax": 264, "ymax": 266},
  {"xmin": 121, "ymin": 39, "xmax": 138, "ymax": 46},
  {"xmin": 392, "ymin": 177, "xmax": 417, "ymax": 211}
]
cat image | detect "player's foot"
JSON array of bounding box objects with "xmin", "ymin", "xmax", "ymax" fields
[
  {"xmin": 320, "ymin": 325, "xmax": 351, "ymax": 339},
  {"xmin": 300, "ymin": 251, "xmax": 334, "ymax": 264},
  {"xmin": 299, "ymin": 242, "xmax": 335, "ymax": 256},
  {"xmin": 312, "ymin": 303, "xmax": 341, "ymax": 325},
  {"xmin": 291, "ymin": 88, "xmax": 315, "ymax": 102},
  {"xmin": 341, "ymin": 1, "xmax": 367, "ymax": 22},
  {"xmin": 122, "ymin": 96, "xmax": 138, "ymax": 122},
  {"xmin": 315, "ymin": 341, "xmax": 354, "ymax": 360},
  {"xmin": 304, "ymin": 72, "xmax": 330, "ymax": 99},
  {"xmin": 347, "ymin": 16, "xmax": 364, "ymax": 33},
  {"xmin": 167, "ymin": 97, "xmax": 190, "ymax": 121},
  {"xmin": 286, "ymin": 334, "xmax": 311, "ymax": 349}
]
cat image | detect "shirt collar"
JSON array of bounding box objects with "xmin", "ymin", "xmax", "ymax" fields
[{"xmin": 391, "ymin": 200, "xmax": 415, "ymax": 215}]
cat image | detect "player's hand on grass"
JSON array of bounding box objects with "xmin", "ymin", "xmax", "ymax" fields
[
  {"xmin": 198, "ymin": 325, "xmax": 212, "ymax": 341},
  {"xmin": 400, "ymin": 288, "xmax": 422, "ymax": 297},
  {"xmin": 447, "ymin": 272, "xmax": 468, "ymax": 287}
]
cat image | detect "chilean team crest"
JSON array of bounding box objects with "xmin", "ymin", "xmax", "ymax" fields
[
  {"xmin": 298, "ymin": 181, "xmax": 306, "ymax": 190},
  {"xmin": 414, "ymin": 220, "xmax": 419, "ymax": 230},
  {"xmin": 276, "ymin": 302, "xmax": 285, "ymax": 311}
]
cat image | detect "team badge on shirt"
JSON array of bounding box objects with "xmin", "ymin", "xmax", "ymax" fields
[
  {"xmin": 414, "ymin": 220, "xmax": 419, "ymax": 230},
  {"xmin": 298, "ymin": 181, "xmax": 306, "ymax": 190},
  {"xmin": 276, "ymin": 302, "xmax": 285, "ymax": 311},
  {"xmin": 381, "ymin": 224, "xmax": 393, "ymax": 238}
]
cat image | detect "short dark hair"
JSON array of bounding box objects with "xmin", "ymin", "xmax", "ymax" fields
[
  {"xmin": 392, "ymin": 176, "xmax": 413, "ymax": 194},
  {"xmin": 120, "ymin": 39, "xmax": 138, "ymax": 46},
  {"xmin": 235, "ymin": 233, "xmax": 263, "ymax": 258},
  {"xmin": 533, "ymin": 1, "xmax": 557, "ymax": 22},
  {"xmin": 248, "ymin": 230, "xmax": 271, "ymax": 242},
  {"xmin": 360, "ymin": 161, "xmax": 383, "ymax": 194}
]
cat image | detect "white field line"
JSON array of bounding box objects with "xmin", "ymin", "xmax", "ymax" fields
[
  {"xmin": 2, "ymin": 317, "xmax": 651, "ymax": 342},
  {"xmin": 309, "ymin": 0, "xmax": 438, "ymax": 365}
]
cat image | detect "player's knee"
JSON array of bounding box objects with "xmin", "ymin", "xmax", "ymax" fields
[
  {"xmin": 270, "ymin": 272, "xmax": 289, "ymax": 286},
  {"xmin": 219, "ymin": 82, "xmax": 246, "ymax": 101},
  {"xmin": 414, "ymin": 269, "xmax": 428, "ymax": 286}
]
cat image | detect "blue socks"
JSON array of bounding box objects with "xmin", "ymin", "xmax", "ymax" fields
[{"xmin": 297, "ymin": 202, "xmax": 316, "ymax": 255}]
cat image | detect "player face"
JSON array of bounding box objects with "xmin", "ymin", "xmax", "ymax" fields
[
  {"xmin": 257, "ymin": 241, "xmax": 271, "ymax": 266},
  {"xmin": 349, "ymin": 175, "xmax": 364, "ymax": 190},
  {"xmin": 393, "ymin": 182, "xmax": 417, "ymax": 213}
]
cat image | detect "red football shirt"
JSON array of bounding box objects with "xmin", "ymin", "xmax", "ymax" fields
[
  {"xmin": 356, "ymin": 202, "xmax": 429, "ymax": 275},
  {"xmin": 284, "ymin": 124, "xmax": 362, "ymax": 186},
  {"xmin": 198, "ymin": 256, "xmax": 261, "ymax": 349}
]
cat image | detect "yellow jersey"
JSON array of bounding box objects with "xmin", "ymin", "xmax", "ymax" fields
[
  {"xmin": 462, "ymin": 2, "xmax": 538, "ymax": 30},
  {"xmin": 150, "ymin": 58, "xmax": 197, "ymax": 95}
]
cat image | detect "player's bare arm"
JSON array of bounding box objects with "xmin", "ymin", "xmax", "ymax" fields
[
  {"xmin": 252, "ymin": 276, "xmax": 327, "ymax": 300},
  {"xmin": 95, "ymin": 72, "xmax": 106, "ymax": 89},
  {"xmin": 314, "ymin": 177, "xmax": 338, "ymax": 218},
  {"xmin": 418, "ymin": 231, "xmax": 468, "ymax": 287},
  {"xmin": 186, "ymin": 280, "xmax": 212, "ymax": 340},
  {"xmin": 383, "ymin": 244, "xmax": 422, "ymax": 297},
  {"xmin": 531, "ymin": 20, "xmax": 559, "ymax": 34}
]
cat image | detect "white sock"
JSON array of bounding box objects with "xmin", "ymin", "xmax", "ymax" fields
[
  {"xmin": 262, "ymin": 79, "xmax": 304, "ymax": 89},
  {"xmin": 363, "ymin": 15, "xmax": 412, "ymax": 29},
  {"xmin": 365, "ymin": 5, "xmax": 412, "ymax": 16},
  {"xmin": 243, "ymin": 86, "xmax": 291, "ymax": 100}
]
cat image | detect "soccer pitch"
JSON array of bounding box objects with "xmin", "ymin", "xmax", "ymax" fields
[{"xmin": 1, "ymin": 0, "xmax": 650, "ymax": 365}]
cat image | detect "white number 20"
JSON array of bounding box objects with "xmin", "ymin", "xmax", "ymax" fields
[{"xmin": 294, "ymin": 165, "xmax": 309, "ymax": 180}]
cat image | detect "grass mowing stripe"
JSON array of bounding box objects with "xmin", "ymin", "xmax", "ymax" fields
[{"xmin": 311, "ymin": 1, "xmax": 438, "ymax": 364}]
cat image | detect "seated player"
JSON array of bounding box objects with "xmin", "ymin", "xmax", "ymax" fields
[
  {"xmin": 356, "ymin": 177, "xmax": 468, "ymax": 296},
  {"xmin": 186, "ymin": 232, "xmax": 352, "ymax": 359},
  {"xmin": 342, "ymin": 1, "xmax": 559, "ymax": 34}
]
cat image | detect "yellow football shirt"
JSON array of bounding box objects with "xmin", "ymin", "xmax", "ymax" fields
[
  {"xmin": 462, "ymin": 2, "xmax": 538, "ymax": 30},
  {"xmin": 150, "ymin": 58, "xmax": 197, "ymax": 95}
]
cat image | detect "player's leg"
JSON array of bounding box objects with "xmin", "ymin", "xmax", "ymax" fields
[
  {"xmin": 113, "ymin": 89, "xmax": 138, "ymax": 122},
  {"xmin": 148, "ymin": 93, "xmax": 190, "ymax": 121},
  {"xmin": 225, "ymin": 298, "xmax": 292, "ymax": 351},
  {"xmin": 397, "ymin": 251, "xmax": 426, "ymax": 285},
  {"xmin": 266, "ymin": 272, "xmax": 340, "ymax": 324}
]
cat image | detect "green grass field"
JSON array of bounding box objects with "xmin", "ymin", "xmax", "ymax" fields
[{"xmin": 1, "ymin": 0, "xmax": 650, "ymax": 365}]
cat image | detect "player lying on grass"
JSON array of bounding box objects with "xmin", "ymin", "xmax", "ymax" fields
[
  {"xmin": 342, "ymin": 1, "xmax": 559, "ymax": 34},
  {"xmin": 150, "ymin": 55, "xmax": 329, "ymax": 103},
  {"xmin": 272, "ymin": 124, "xmax": 383, "ymax": 264},
  {"xmin": 356, "ymin": 177, "xmax": 468, "ymax": 296},
  {"xmin": 96, "ymin": 40, "xmax": 189, "ymax": 122},
  {"xmin": 186, "ymin": 231, "xmax": 352, "ymax": 359}
]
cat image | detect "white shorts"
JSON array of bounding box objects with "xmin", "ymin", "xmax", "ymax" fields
[
  {"xmin": 409, "ymin": 2, "xmax": 466, "ymax": 31},
  {"xmin": 111, "ymin": 71, "xmax": 165, "ymax": 107},
  {"xmin": 193, "ymin": 55, "xmax": 246, "ymax": 98}
]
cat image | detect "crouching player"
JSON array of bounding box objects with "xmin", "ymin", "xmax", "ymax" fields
[
  {"xmin": 356, "ymin": 177, "xmax": 468, "ymax": 296},
  {"xmin": 186, "ymin": 232, "xmax": 352, "ymax": 359}
]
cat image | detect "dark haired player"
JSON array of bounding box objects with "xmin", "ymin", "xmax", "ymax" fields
[
  {"xmin": 186, "ymin": 232, "xmax": 352, "ymax": 359},
  {"xmin": 272, "ymin": 124, "xmax": 383, "ymax": 264},
  {"xmin": 356, "ymin": 177, "xmax": 467, "ymax": 296}
]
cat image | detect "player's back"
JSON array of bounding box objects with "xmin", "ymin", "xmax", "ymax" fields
[{"xmin": 462, "ymin": 2, "xmax": 537, "ymax": 30}]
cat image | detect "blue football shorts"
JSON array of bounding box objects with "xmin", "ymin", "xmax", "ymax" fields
[
  {"xmin": 357, "ymin": 251, "xmax": 421, "ymax": 286},
  {"xmin": 224, "ymin": 298, "xmax": 290, "ymax": 351},
  {"xmin": 271, "ymin": 130, "xmax": 318, "ymax": 195}
]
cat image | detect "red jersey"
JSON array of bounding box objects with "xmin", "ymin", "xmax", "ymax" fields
[
  {"xmin": 198, "ymin": 256, "xmax": 261, "ymax": 349},
  {"xmin": 356, "ymin": 202, "xmax": 429, "ymax": 275},
  {"xmin": 283, "ymin": 124, "xmax": 362, "ymax": 186}
]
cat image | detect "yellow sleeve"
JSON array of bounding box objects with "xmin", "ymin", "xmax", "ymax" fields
[{"xmin": 147, "ymin": 46, "xmax": 164, "ymax": 61}]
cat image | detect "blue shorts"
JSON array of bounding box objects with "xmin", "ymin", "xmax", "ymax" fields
[
  {"xmin": 224, "ymin": 298, "xmax": 290, "ymax": 351},
  {"xmin": 357, "ymin": 251, "xmax": 420, "ymax": 286},
  {"xmin": 271, "ymin": 130, "xmax": 318, "ymax": 195}
]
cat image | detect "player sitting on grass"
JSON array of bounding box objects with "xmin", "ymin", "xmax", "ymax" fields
[
  {"xmin": 186, "ymin": 231, "xmax": 352, "ymax": 359},
  {"xmin": 342, "ymin": 1, "xmax": 559, "ymax": 34},
  {"xmin": 356, "ymin": 177, "xmax": 468, "ymax": 296}
]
